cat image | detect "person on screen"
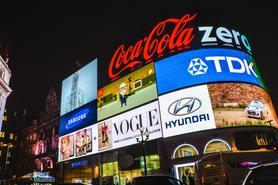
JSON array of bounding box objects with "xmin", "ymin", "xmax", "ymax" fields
[
  {"xmin": 119, "ymin": 82, "xmax": 128, "ymax": 107},
  {"xmin": 60, "ymin": 136, "xmax": 73, "ymax": 160},
  {"xmin": 101, "ymin": 122, "xmax": 109, "ymax": 144},
  {"xmin": 65, "ymin": 71, "xmax": 86, "ymax": 114}
]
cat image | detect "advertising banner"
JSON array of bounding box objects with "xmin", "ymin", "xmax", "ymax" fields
[
  {"xmin": 159, "ymin": 85, "xmax": 216, "ymax": 138},
  {"xmin": 58, "ymin": 124, "xmax": 98, "ymax": 162},
  {"xmin": 109, "ymin": 101, "xmax": 162, "ymax": 150},
  {"xmin": 59, "ymin": 100, "xmax": 97, "ymax": 136},
  {"xmin": 207, "ymin": 83, "xmax": 278, "ymax": 128},
  {"xmin": 97, "ymin": 62, "xmax": 158, "ymax": 121},
  {"xmin": 154, "ymin": 48, "xmax": 265, "ymax": 95},
  {"xmin": 159, "ymin": 83, "xmax": 278, "ymax": 138},
  {"xmin": 58, "ymin": 101, "xmax": 163, "ymax": 162},
  {"xmin": 60, "ymin": 59, "xmax": 98, "ymax": 116}
]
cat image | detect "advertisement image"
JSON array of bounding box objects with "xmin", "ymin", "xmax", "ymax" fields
[
  {"xmin": 111, "ymin": 101, "xmax": 162, "ymax": 149},
  {"xmin": 75, "ymin": 128, "xmax": 92, "ymax": 157},
  {"xmin": 59, "ymin": 101, "xmax": 97, "ymax": 136},
  {"xmin": 208, "ymin": 83, "xmax": 278, "ymax": 128},
  {"xmin": 159, "ymin": 85, "xmax": 216, "ymax": 138},
  {"xmin": 97, "ymin": 62, "xmax": 157, "ymax": 121},
  {"xmin": 59, "ymin": 134, "xmax": 74, "ymax": 161},
  {"xmin": 98, "ymin": 120, "xmax": 113, "ymax": 151},
  {"xmin": 60, "ymin": 59, "xmax": 98, "ymax": 116},
  {"xmin": 154, "ymin": 48, "xmax": 265, "ymax": 95}
]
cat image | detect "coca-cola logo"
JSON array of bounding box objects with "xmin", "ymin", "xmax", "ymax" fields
[
  {"xmin": 168, "ymin": 97, "xmax": 202, "ymax": 116},
  {"xmin": 108, "ymin": 13, "xmax": 197, "ymax": 81}
]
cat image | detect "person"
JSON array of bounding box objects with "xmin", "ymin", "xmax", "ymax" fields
[
  {"xmin": 60, "ymin": 135, "xmax": 73, "ymax": 160},
  {"xmin": 119, "ymin": 82, "xmax": 128, "ymax": 107},
  {"xmin": 182, "ymin": 168, "xmax": 194, "ymax": 185}
]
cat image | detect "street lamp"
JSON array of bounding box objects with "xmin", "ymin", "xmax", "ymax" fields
[{"xmin": 136, "ymin": 127, "xmax": 150, "ymax": 176}]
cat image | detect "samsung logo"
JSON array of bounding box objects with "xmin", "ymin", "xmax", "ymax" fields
[
  {"xmin": 168, "ymin": 97, "xmax": 202, "ymax": 116},
  {"xmin": 65, "ymin": 108, "xmax": 90, "ymax": 129}
]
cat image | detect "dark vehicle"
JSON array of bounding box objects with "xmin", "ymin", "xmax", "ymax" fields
[
  {"xmin": 241, "ymin": 162, "xmax": 278, "ymax": 185},
  {"xmin": 194, "ymin": 151, "xmax": 278, "ymax": 185},
  {"xmin": 131, "ymin": 175, "xmax": 183, "ymax": 185}
]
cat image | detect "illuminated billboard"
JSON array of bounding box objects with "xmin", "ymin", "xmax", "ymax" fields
[
  {"xmin": 154, "ymin": 48, "xmax": 265, "ymax": 95},
  {"xmin": 58, "ymin": 101, "xmax": 163, "ymax": 162},
  {"xmin": 60, "ymin": 59, "xmax": 97, "ymax": 116},
  {"xmin": 59, "ymin": 101, "xmax": 97, "ymax": 136},
  {"xmin": 97, "ymin": 62, "xmax": 157, "ymax": 121},
  {"xmin": 159, "ymin": 83, "xmax": 278, "ymax": 138},
  {"xmin": 159, "ymin": 85, "xmax": 216, "ymax": 138}
]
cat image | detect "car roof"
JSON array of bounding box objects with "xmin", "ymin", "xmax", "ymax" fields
[
  {"xmin": 133, "ymin": 175, "xmax": 178, "ymax": 179},
  {"xmin": 249, "ymin": 162, "xmax": 278, "ymax": 170}
]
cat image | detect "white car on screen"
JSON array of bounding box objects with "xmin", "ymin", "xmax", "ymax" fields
[{"xmin": 245, "ymin": 100, "xmax": 266, "ymax": 119}]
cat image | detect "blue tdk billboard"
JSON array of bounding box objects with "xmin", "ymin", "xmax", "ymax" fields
[
  {"xmin": 59, "ymin": 59, "xmax": 98, "ymax": 136},
  {"xmin": 154, "ymin": 48, "xmax": 265, "ymax": 95}
]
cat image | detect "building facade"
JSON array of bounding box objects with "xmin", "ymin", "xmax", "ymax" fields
[
  {"xmin": 0, "ymin": 54, "xmax": 12, "ymax": 131},
  {"xmin": 18, "ymin": 87, "xmax": 60, "ymax": 181}
]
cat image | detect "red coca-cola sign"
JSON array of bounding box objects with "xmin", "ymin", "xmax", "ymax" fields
[{"xmin": 108, "ymin": 13, "xmax": 197, "ymax": 81}]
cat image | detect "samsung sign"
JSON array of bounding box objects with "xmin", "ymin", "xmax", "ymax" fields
[
  {"xmin": 159, "ymin": 85, "xmax": 216, "ymax": 138},
  {"xmin": 59, "ymin": 101, "xmax": 97, "ymax": 136},
  {"xmin": 154, "ymin": 48, "xmax": 265, "ymax": 95}
]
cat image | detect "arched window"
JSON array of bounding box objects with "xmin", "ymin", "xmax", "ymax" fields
[
  {"xmin": 172, "ymin": 144, "xmax": 199, "ymax": 159},
  {"xmin": 204, "ymin": 139, "xmax": 231, "ymax": 154}
]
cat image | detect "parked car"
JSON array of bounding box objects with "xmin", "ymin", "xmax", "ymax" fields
[
  {"xmin": 245, "ymin": 100, "xmax": 266, "ymax": 119},
  {"xmin": 241, "ymin": 162, "xmax": 278, "ymax": 185},
  {"xmin": 131, "ymin": 175, "xmax": 183, "ymax": 185}
]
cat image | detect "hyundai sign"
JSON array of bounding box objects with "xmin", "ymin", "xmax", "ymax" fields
[
  {"xmin": 154, "ymin": 48, "xmax": 265, "ymax": 95},
  {"xmin": 159, "ymin": 85, "xmax": 216, "ymax": 138}
]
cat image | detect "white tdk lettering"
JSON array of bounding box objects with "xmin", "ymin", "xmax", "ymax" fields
[{"xmin": 205, "ymin": 56, "xmax": 258, "ymax": 77}]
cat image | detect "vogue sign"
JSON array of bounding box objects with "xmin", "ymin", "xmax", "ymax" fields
[
  {"xmin": 108, "ymin": 13, "xmax": 197, "ymax": 81},
  {"xmin": 111, "ymin": 101, "xmax": 162, "ymax": 149}
]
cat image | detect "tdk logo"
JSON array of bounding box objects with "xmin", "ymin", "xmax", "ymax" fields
[
  {"xmin": 188, "ymin": 58, "xmax": 208, "ymax": 76},
  {"xmin": 198, "ymin": 26, "xmax": 252, "ymax": 54},
  {"xmin": 65, "ymin": 108, "xmax": 90, "ymax": 129},
  {"xmin": 187, "ymin": 56, "xmax": 258, "ymax": 78},
  {"xmin": 168, "ymin": 97, "xmax": 202, "ymax": 116}
]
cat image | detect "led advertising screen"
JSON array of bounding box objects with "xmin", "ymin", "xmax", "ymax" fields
[
  {"xmin": 60, "ymin": 59, "xmax": 97, "ymax": 116},
  {"xmin": 159, "ymin": 83, "xmax": 278, "ymax": 138},
  {"xmin": 58, "ymin": 101, "xmax": 163, "ymax": 162},
  {"xmin": 159, "ymin": 85, "xmax": 216, "ymax": 138},
  {"xmin": 59, "ymin": 101, "xmax": 97, "ymax": 136},
  {"xmin": 97, "ymin": 62, "xmax": 157, "ymax": 121},
  {"xmin": 154, "ymin": 48, "xmax": 265, "ymax": 95}
]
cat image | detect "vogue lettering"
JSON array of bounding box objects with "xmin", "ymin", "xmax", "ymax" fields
[
  {"xmin": 113, "ymin": 109, "xmax": 159, "ymax": 136},
  {"xmin": 108, "ymin": 13, "xmax": 197, "ymax": 80}
]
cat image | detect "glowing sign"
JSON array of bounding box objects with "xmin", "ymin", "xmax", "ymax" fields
[
  {"xmin": 108, "ymin": 13, "xmax": 197, "ymax": 81},
  {"xmin": 59, "ymin": 101, "xmax": 97, "ymax": 136},
  {"xmin": 155, "ymin": 48, "xmax": 265, "ymax": 95}
]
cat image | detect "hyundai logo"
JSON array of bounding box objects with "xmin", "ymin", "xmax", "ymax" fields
[{"xmin": 168, "ymin": 97, "xmax": 202, "ymax": 116}]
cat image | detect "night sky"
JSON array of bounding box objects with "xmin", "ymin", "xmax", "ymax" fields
[{"xmin": 1, "ymin": 1, "xmax": 278, "ymax": 118}]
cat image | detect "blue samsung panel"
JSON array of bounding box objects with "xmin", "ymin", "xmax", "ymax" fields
[
  {"xmin": 154, "ymin": 48, "xmax": 265, "ymax": 95},
  {"xmin": 59, "ymin": 100, "xmax": 97, "ymax": 136}
]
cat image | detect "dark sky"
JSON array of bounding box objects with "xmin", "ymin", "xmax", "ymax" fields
[{"xmin": 1, "ymin": 1, "xmax": 278, "ymax": 118}]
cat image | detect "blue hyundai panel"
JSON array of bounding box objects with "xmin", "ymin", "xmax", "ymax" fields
[{"xmin": 154, "ymin": 48, "xmax": 265, "ymax": 95}]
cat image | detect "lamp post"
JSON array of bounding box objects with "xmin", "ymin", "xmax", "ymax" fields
[{"xmin": 136, "ymin": 127, "xmax": 150, "ymax": 176}]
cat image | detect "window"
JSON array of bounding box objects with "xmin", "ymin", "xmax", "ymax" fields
[
  {"xmin": 0, "ymin": 132, "xmax": 5, "ymax": 138},
  {"xmin": 172, "ymin": 144, "xmax": 199, "ymax": 159},
  {"xmin": 10, "ymin": 133, "xmax": 14, "ymax": 140},
  {"xmin": 204, "ymin": 139, "xmax": 231, "ymax": 154},
  {"xmin": 0, "ymin": 150, "xmax": 2, "ymax": 156}
]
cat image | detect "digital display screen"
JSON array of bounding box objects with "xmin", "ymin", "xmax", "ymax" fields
[
  {"xmin": 154, "ymin": 48, "xmax": 265, "ymax": 95},
  {"xmin": 60, "ymin": 59, "xmax": 97, "ymax": 116},
  {"xmin": 97, "ymin": 62, "xmax": 157, "ymax": 121}
]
